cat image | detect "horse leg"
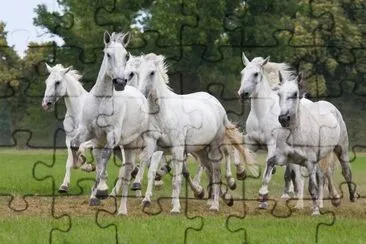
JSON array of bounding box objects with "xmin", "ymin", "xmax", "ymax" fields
[
  {"xmin": 79, "ymin": 140, "xmax": 95, "ymax": 172},
  {"xmin": 334, "ymin": 146, "xmax": 358, "ymax": 201},
  {"xmin": 89, "ymin": 147, "xmax": 103, "ymax": 206},
  {"xmin": 59, "ymin": 138, "xmax": 74, "ymax": 193},
  {"xmin": 281, "ymin": 165, "xmax": 292, "ymax": 199},
  {"xmin": 316, "ymin": 165, "xmax": 324, "ymax": 209},
  {"xmin": 293, "ymin": 165, "xmax": 304, "ymax": 209},
  {"xmin": 117, "ymin": 149, "xmax": 137, "ymax": 215},
  {"xmin": 132, "ymin": 137, "xmax": 157, "ymax": 191},
  {"xmin": 170, "ymin": 146, "xmax": 185, "ymax": 214},
  {"xmin": 258, "ymin": 145, "xmax": 277, "ymax": 209},
  {"xmin": 110, "ymin": 147, "xmax": 126, "ymax": 197},
  {"xmin": 325, "ymin": 164, "xmax": 341, "ymax": 207},
  {"xmin": 305, "ymin": 161, "xmax": 320, "ymax": 216},
  {"xmin": 207, "ymin": 142, "xmax": 224, "ymax": 211},
  {"xmin": 142, "ymin": 151, "xmax": 164, "ymax": 206},
  {"xmin": 70, "ymin": 126, "xmax": 93, "ymax": 165},
  {"xmin": 225, "ymin": 146, "xmax": 236, "ymax": 190}
]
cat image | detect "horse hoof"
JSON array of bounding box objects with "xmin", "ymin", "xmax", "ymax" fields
[
  {"xmin": 142, "ymin": 199, "xmax": 151, "ymax": 208},
  {"xmin": 331, "ymin": 198, "xmax": 341, "ymax": 207},
  {"xmin": 236, "ymin": 170, "xmax": 247, "ymax": 181},
  {"xmin": 58, "ymin": 185, "xmax": 68, "ymax": 193},
  {"xmin": 229, "ymin": 180, "xmax": 237, "ymax": 190},
  {"xmin": 311, "ymin": 210, "xmax": 320, "ymax": 216},
  {"xmin": 162, "ymin": 165, "xmax": 171, "ymax": 173},
  {"xmin": 154, "ymin": 174, "xmax": 162, "ymax": 181},
  {"xmin": 80, "ymin": 163, "xmax": 95, "ymax": 172},
  {"xmin": 131, "ymin": 182, "xmax": 142, "ymax": 191},
  {"xmin": 131, "ymin": 166, "xmax": 139, "ymax": 179},
  {"xmin": 170, "ymin": 209, "xmax": 180, "ymax": 215},
  {"xmin": 258, "ymin": 202, "xmax": 268, "ymax": 209},
  {"xmin": 272, "ymin": 167, "xmax": 277, "ymax": 175},
  {"xmin": 258, "ymin": 193, "xmax": 269, "ymax": 209},
  {"xmin": 223, "ymin": 193, "xmax": 234, "ymax": 207},
  {"xmin": 194, "ymin": 189, "xmax": 205, "ymax": 199},
  {"xmin": 209, "ymin": 205, "xmax": 219, "ymax": 211},
  {"xmin": 89, "ymin": 198, "xmax": 101, "ymax": 206},
  {"xmin": 96, "ymin": 189, "xmax": 109, "ymax": 200},
  {"xmin": 80, "ymin": 155, "xmax": 87, "ymax": 164},
  {"xmin": 351, "ymin": 193, "xmax": 360, "ymax": 202},
  {"xmin": 117, "ymin": 211, "xmax": 127, "ymax": 216},
  {"xmin": 281, "ymin": 193, "xmax": 290, "ymax": 199}
]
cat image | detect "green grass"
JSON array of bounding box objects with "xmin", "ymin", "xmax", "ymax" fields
[{"xmin": 0, "ymin": 148, "xmax": 365, "ymax": 244}]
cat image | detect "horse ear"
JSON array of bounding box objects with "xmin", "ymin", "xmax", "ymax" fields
[
  {"xmin": 278, "ymin": 71, "xmax": 284, "ymax": 84},
  {"xmin": 104, "ymin": 31, "xmax": 111, "ymax": 46},
  {"xmin": 261, "ymin": 56, "xmax": 270, "ymax": 66},
  {"xmin": 297, "ymin": 72, "xmax": 307, "ymax": 97},
  {"xmin": 297, "ymin": 72, "xmax": 303, "ymax": 84},
  {"xmin": 63, "ymin": 66, "xmax": 72, "ymax": 75},
  {"xmin": 45, "ymin": 63, "xmax": 52, "ymax": 73},
  {"xmin": 242, "ymin": 52, "xmax": 250, "ymax": 66},
  {"xmin": 121, "ymin": 32, "xmax": 131, "ymax": 47}
]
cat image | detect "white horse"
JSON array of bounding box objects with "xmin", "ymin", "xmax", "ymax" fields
[
  {"xmin": 42, "ymin": 64, "xmax": 104, "ymax": 193},
  {"xmin": 114, "ymin": 53, "xmax": 258, "ymax": 213},
  {"xmin": 70, "ymin": 32, "xmax": 160, "ymax": 215},
  {"xmin": 270, "ymin": 71, "xmax": 358, "ymax": 215},
  {"xmin": 237, "ymin": 53, "xmax": 307, "ymax": 208},
  {"xmin": 118, "ymin": 54, "xmax": 243, "ymax": 195},
  {"xmin": 237, "ymin": 53, "xmax": 340, "ymax": 210}
]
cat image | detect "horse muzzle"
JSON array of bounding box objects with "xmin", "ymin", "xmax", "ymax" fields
[
  {"xmin": 278, "ymin": 114, "xmax": 291, "ymax": 127},
  {"xmin": 41, "ymin": 100, "xmax": 54, "ymax": 111},
  {"xmin": 113, "ymin": 78, "xmax": 127, "ymax": 91},
  {"xmin": 238, "ymin": 91, "xmax": 250, "ymax": 103}
]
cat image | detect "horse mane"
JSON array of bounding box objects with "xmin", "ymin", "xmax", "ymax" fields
[
  {"xmin": 143, "ymin": 53, "xmax": 172, "ymax": 90},
  {"xmin": 52, "ymin": 64, "xmax": 83, "ymax": 84},
  {"xmin": 110, "ymin": 32, "xmax": 127, "ymax": 44},
  {"xmin": 251, "ymin": 57, "xmax": 296, "ymax": 89}
]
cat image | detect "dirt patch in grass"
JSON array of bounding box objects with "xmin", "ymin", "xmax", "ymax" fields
[{"xmin": 0, "ymin": 194, "xmax": 365, "ymax": 219}]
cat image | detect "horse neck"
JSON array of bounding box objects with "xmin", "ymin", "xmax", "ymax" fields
[
  {"xmin": 64, "ymin": 75, "xmax": 87, "ymax": 116},
  {"xmin": 251, "ymin": 76, "xmax": 278, "ymax": 118},
  {"xmin": 91, "ymin": 58, "xmax": 114, "ymax": 97},
  {"xmin": 148, "ymin": 73, "xmax": 174, "ymax": 116}
]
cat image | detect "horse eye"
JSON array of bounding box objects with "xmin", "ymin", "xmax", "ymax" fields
[
  {"xmin": 129, "ymin": 72, "xmax": 134, "ymax": 79},
  {"xmin": 293, "ymin": 92, "xmax": 298, "ymax": 97},
  {"xmin": 254, "ymin": 72, "xmax": 258, "ymax": 77},
  {"xmin": 107, "ymin": 53, "xmax": 111, "ymax": 59},
  {"xmin": 126, "ymin": 53, "xmax": 129, "ymax": 61},
  {"xmin": 150, "ymin": 71, "xmax": 155, "ymax": 76},
  {"xmin": 55, "ymin": 81, "xmax": 60, "ymax": 86}
]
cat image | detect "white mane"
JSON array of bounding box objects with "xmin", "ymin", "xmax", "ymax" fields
[
  {"xmin": 110, "ymin": 32, "xmax": 128, "ymax": 44},
  {"xmin": 52, "ymin": 64, "xmax": 83, "ymax": 83},
  {"xmin": 251, "ymin": 57, "xmax": 296, "ymax": 89},
  {"xmin": 143, "ymin": 53, "xmax": 171, "ymax": 90}
]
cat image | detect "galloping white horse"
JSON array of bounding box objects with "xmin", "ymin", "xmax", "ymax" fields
[
  {"xmin": 114, "ymin": 53, "xmax": 258, "ymax": 213},
  {"xmin": 119, "ymin": 54, "xmax": 243, "ymax": 194},
  {"xmin": 270, "ymin": 72, "xmax": 358, "ymax": 215},
  {"xmin": 237, "ymin": 53, "xmax": 339, "ymax": 209},
  {"xmin": 237, "ymin": 53, "xmax": 306, "ymax": 208},
  {"xmin": 70, "ymin": 32, "xmax": 156, "ymax": 213},
  {"xmin": 42, "ymin": 64, "xmax": 104, "ymax": 193}
]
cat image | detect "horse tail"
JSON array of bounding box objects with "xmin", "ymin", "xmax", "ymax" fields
[{"xmin": 224, "ymin": 120, "xmax": 258, "ymax": 176}]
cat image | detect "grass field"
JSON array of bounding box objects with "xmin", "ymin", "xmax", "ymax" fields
[{"xmin": 0, "ymin": 148, "xmax": 365, "ymax": 244}]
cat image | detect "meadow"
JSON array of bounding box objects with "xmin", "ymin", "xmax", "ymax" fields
[{"xmin": 0, "ymin": 148, "xmax": 365, "ymax": 244}]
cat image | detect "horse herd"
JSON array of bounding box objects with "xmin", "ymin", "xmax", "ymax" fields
[{"xmin": 41, "ymin": 31, "xmax": 358, "ymax": 216}]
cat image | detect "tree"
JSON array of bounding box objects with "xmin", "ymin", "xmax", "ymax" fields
[{"xmin": 0, "ymin": 21, "xmax": 21, "ymax": 145}]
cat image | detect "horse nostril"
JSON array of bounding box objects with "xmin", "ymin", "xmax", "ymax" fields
[
  {"xmin": 124, "ymin": 79, "xmax": 128, "ymax": 83},
  {"xmin": 287, "ymin": 116, "xmax": 290, "ymax": 121},
  {"xmin": 47, "ymin": 102, "xmax": 52, "ymax": 106},
  {"xmin": 112, "ymin": 78, "xmax": 118, "ymax": 84}
]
